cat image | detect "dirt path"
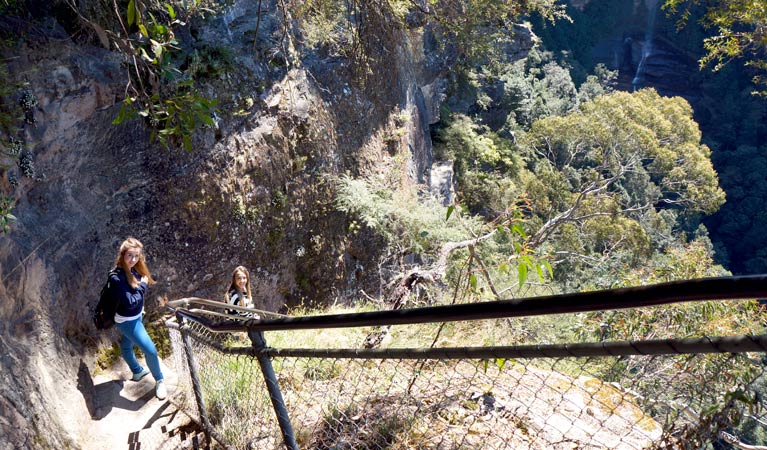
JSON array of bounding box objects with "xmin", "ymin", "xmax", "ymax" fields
[{"xmin": 78, "ymin": 360, "xmax": 208, "ymax": 450}]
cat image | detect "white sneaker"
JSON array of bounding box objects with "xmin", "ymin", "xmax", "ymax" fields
[
  {"xmin": 155, "ymin": 380, "xmax": 167, "ymax": 400},
  {"xmin": 131, "ymin": 367, "xmax": 150, "ymax": 381}
]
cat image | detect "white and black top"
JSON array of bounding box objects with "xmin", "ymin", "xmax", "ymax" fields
[{"xmin": 227, "ymin": 289, "xmax": 252, "ymax": 316}]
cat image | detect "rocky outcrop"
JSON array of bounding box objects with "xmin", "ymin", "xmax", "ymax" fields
[
  {"xmin": 582, "ymin": 0, "xmax": 702, "ymax": 101},
  {"xmin": 0, "ymin": 0, "xmax": 452, "ymax": 446}
]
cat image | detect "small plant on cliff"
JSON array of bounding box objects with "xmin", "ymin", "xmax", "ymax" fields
[
  {"xmin": 70, "ymin": 0, "xmax": 219, "ymax": 151},
  {"xmin": 0, "ymin": 196, "xmax": 15, "ymax": 233},
  {"xmin": 95, "ymin": 342, "xmax": 122, "ymax": 372},
  {"xmin": 0, "ymin": 62, "xmax": 29, "ymax": 235},
  {"xmin": 0, "ymin": 65, "xmax": 23, "ymax": 150}
]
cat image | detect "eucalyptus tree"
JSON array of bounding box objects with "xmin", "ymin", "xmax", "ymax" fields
[{"xmin": 520, "ymin": 88, "xmax": 725, "ymax": 284}]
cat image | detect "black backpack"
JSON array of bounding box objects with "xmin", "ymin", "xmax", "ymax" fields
[{"xmin": 93, "ymin": 269, "xmax": 119, "ymax": 330}]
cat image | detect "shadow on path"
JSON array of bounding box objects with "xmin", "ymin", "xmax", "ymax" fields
[
  {"xmin": 77, "ymin": 359, "xmax": 156, "ymax": 420},
  {"xmin": 78, "ymin": 356, "xmax": 207, "ymax": 449}
]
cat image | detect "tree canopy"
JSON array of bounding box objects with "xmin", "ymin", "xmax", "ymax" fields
[
  {"xmin": 514, "ymin": 88, "xmax": 726, "ymax": 286},
  {"xmin": 524, "ymin": 89, "xmax": 725, "ymax": 215}
]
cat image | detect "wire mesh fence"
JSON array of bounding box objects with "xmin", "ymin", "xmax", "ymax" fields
[{"xmin": 164, "ymin": 279, "xmax": 767, "ymax": 450}]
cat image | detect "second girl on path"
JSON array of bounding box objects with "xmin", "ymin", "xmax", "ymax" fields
[
  {"xmin": 109, "ymin": 237, "xmax": 167, "ymax": 400},
  {"xmin": 225, "ymin": 265, "xmax": 257, "ymax": 318}
]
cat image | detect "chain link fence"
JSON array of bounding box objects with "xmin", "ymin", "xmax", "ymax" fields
[{"xmin": 165, "ymin": 279, "xmax": 767, "ymax": 450}]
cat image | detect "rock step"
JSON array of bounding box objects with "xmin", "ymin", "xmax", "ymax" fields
[{"xmin": 126, "ymin": 401, "xmax": 211, "ymax": 450}]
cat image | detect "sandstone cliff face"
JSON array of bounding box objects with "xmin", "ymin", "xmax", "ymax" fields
[
  {"xmin": 572, "ymin": 0, "xmax": 701, "ymax": 100},
  {"xmin": 0, "ymin": 1, "xmax": 449, "ymax": 446}
]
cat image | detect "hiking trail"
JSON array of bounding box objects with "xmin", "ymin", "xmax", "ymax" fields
[{"xmin": 79, "ymin": 359, "xmax": 209, "ymax": 449}]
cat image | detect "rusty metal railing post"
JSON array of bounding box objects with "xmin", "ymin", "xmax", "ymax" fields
[
  {"xmin": 248, "ymin": 329, "xmax": 299, "ymax": 450},
  {"xmin": 176, "ymin": 312, "xmax": 214, "ymax": 444}
]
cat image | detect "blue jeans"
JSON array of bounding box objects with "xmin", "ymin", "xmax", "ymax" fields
[{"xmin": 115, "ymin": 317, "xmax": 164, "ymax": 382}]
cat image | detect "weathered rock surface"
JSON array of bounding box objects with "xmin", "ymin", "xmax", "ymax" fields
[
  {"xmin": 583, "ymin": 0, "xmax": 703, "ymax": 101},
  {"xmin": 0, "ymin": 0, "xmax": 452, "ymax": 446}
]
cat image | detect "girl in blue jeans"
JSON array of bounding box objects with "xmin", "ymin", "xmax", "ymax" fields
[{"xmin": 108, "ymin": 237, "xmax": 166, "ymax": 400}]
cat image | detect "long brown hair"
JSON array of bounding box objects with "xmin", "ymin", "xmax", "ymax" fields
[
  {"xmin": 227, "ymin": 265, "xmax": 252, "ymax": 300},
  {"xmin": 114, "ymin": 237, "xmax": 156, "ymax": 289}
]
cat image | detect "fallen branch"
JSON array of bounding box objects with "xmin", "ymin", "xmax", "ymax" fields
[{"xmin": 384, "ymin": 230, "xmax": 496, "ymax": 308}]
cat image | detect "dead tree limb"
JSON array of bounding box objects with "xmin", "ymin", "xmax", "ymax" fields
[
  {"xmin": 385, "ymin": 229, "xmax": 496, "ymax": 309},
  {"xmin": 363, "ymin": 231, "xmax": 493, "ymax": 349}
]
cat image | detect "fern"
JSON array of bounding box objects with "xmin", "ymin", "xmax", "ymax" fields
[{"xmin": 335, "ymin": 175, "xmax": 476, "ymax": 254}]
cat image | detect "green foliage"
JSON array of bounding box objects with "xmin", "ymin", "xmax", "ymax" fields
[
  {"xmin": 466, "ymin": 208, "xmax": 553, "ymax": 292},
  {"xmin": 447, "ymin": 48, "xmax": 585, "ymax": 134},
  {"xmin": 0, "ymin": 196, "xmax": 15, "ymax": 233},
  {"xmin": 335, "ymin": 174, "xmax": 473, "ymax": 254},
  {"xmin": 566, "ymin": 236, "xmax": 762, "ymax": 442},
  {"xmin": 0, "ymin": 63, "xmax": 23, "ymax": 140},
  {"xmin": 532, "ymin": 0, "xmax": 636, "ymax": 78},
  {"xmin": 0, "ymin": 63, "xmax": 27, "ymax": 172},
  {"xmin": 527, "ymin": 0, "xmax": 765, "ymax": 275},
  {"xmin": 336, "ymin": 172, "xmax": 552, "ymax": 300},
  {"xmin": 294, "ymin": 0, "xmax": 567, "ymax": 72},
  {"xmin": 0, "ymin": 62, "xmax": 30, "ymax": 235},
  {"xmin": 575, "ymin": 63, "xmax": 617, "ymax": 104},
  {"xmin": 437, "ymin": 113, "xmax": 517, "ymax": 172},
  {"xmin": 531, "ymin": 60, "xmax": 578, "ymax": 117},
  {"xmin": 71, "ymin": 0, "xmax": 221, "ymax": 151},
  {"xmin": 422, "ymin": 0, "xmax": 569, "ymax": 65},
  {"xmin": 524, "ymin": 89, "xmax": 725, "ymax": 214},
  {"xmin": 707, "ymin": 141, "xmax": 767, "ymax": 273},
  {"xmin": 663, "ymin": 0, "xmax": 767, "ymax": 95},
  {"xmin": 202, "ymin": 356, "xmax": 272, "ymax": 446},
  {"xmin": 291, "ymin": 0, "xmax": 404, "ymax": 78},
  {"xmin": 294, "ymin": 0, "xmax": 357, "ymax": 55},
  {"xmin": 187, "ymin": 44, "xmax": 235, "ymax": 79},
  {"xmin": 438, "ymin": 62, "xmax": 725, "ymax": 290},
  {"xmin": 510, "ymin": 89, "xmax": 726, "ymax": 288},
  {"xmin": 575, "ymin": 238, "xmax": 739, "ymax": 342},
  {"xmin": 433, "ymin": 109, "xmax": 524, "ymax": 216},
  {"xmin": 438, "ymin": 55, "xmax": 584, "ymax": 218},
  {"xmin": 115, "ymin": 83, "xmax": 219, "ymax": 151},
  {"xmin": 732, "ymin": 372, "xmax": 767, "ymax": 446},
  {"xmin": 453, "ymin": 169, "xmax": 522, "ymax": 218},
  {"xmin": 95, "ymin": 342, "xmax": 122, "ymax": 371},
  {"xmin": 144, "ymin": 316, "xmax": 172, "ymax": 359}
]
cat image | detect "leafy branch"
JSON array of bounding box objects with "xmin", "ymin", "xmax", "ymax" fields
[
  {"xmin": 663, "ymin": 0, "xmax": 767, "ymax": 95},
  {"xmin": 68, "ymin": 0, "xmax": 219, "ymax": 150},
  {"xmin": 0, "ymin": 196, "xmax": 15, "ymax": 234}
]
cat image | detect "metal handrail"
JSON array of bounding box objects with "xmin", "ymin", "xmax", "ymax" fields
[
  {"xmin": 166, "ymin": 275, "xmax": 767, "ymax": 450},
  {"xmin": 167, "ymin": 296, "xmax": 289, "ymax": 318},
  {"xmin": 167, "ymin": 275, "xmax": 767, "ymax": 332}
]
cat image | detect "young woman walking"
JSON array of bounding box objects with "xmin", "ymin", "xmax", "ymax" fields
[{"xmin": 109, "ymin": 237, "xmax": 166, "ymax": 400}]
